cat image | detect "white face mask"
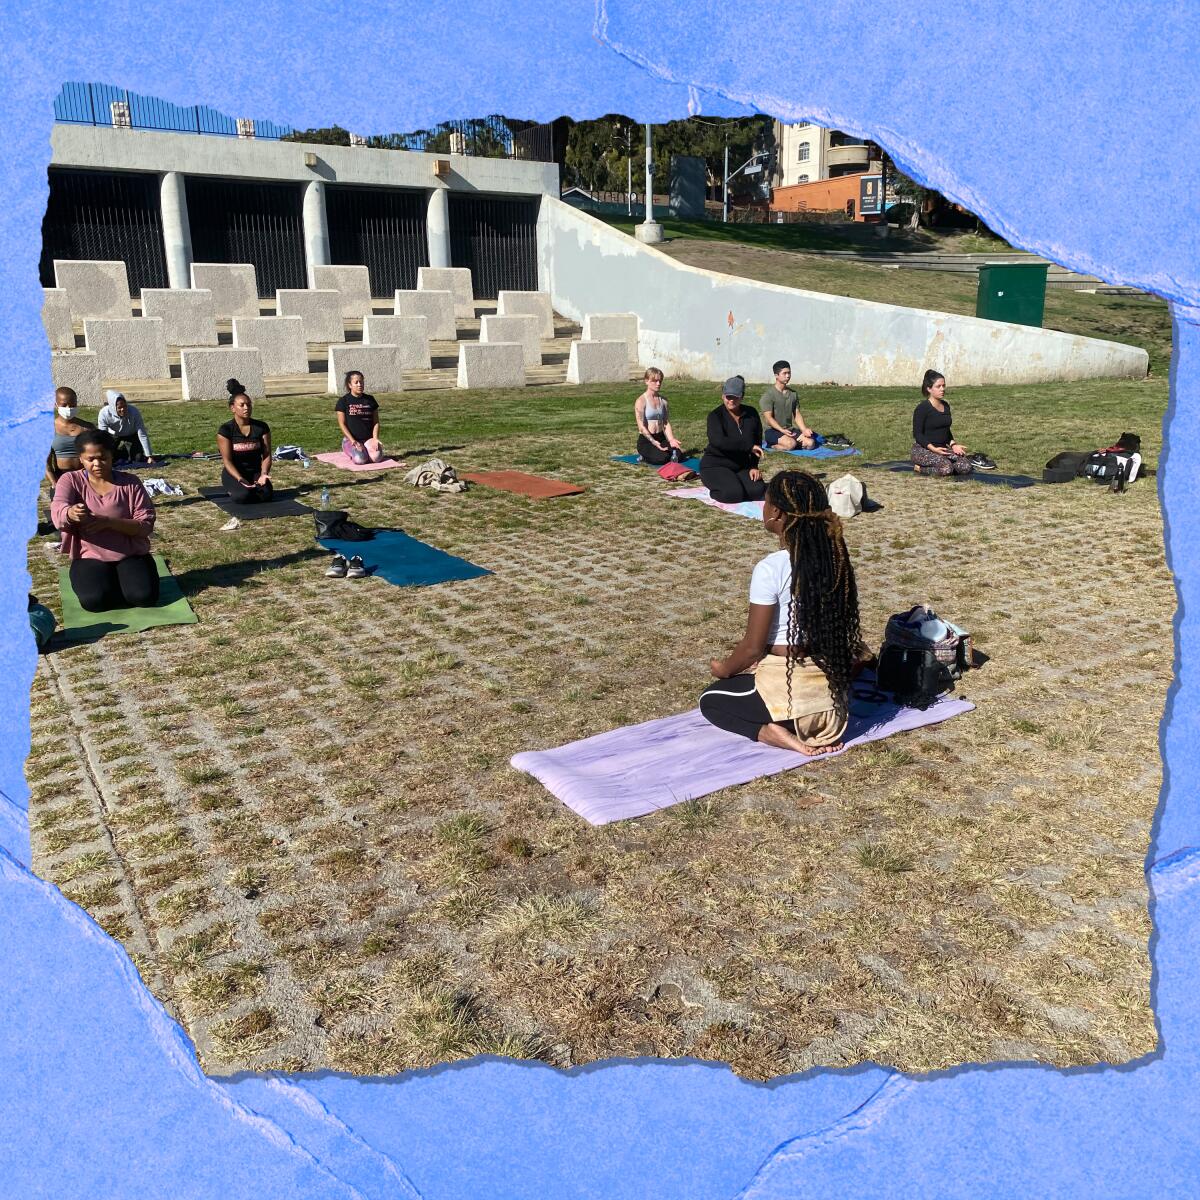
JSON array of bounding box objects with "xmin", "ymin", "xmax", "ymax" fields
[{"xmin": 57, "ymin": 406, "xmax": 78, "ymax": 420}]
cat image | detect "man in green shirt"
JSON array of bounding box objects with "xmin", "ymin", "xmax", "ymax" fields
[{"xmin": 761, "ymin": 360, "xmax": 816, "ymax": 450}]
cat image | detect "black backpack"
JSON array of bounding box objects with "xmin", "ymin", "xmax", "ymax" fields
[
  {"xmin": 876, "ymin": 645, "xmax": 955, "ymax": 710},
  {"xmin": 1043, "ymin": 451, "xmax": 1091, "ymax": 483},
  {"xmin": 313, "ymin": 510, "xmax": 375, "ymax": 541}
]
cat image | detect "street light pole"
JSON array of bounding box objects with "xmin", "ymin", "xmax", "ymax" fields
[
  {"xmin": 723, "ymin": 139, "xmax": 729, "ymax": 224},
  {"xmin": 627, "ymin": 124, "xmax": 632, "ymax": 216},
  {"xmin": 636, "ymin": 122, "xmax": 664, "ymax": 243}
]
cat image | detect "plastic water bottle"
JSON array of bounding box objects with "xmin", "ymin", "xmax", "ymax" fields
[{"xmin": 320, "ymin": 486, "xmax": 331, "ymax": 510}]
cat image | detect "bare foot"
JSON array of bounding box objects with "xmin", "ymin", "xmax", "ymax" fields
[{"xmin": 758, "ymin": 724, "xmax": 841, "ymax": 757}]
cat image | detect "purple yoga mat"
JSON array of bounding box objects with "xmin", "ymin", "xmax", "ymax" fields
[
  {"xmin": 665, "ymin": 485, "xmax": 764, "ymax": 520},
  {"xmin": 511, "ymin": 688, "xmax": 975, "ymax": 825}
]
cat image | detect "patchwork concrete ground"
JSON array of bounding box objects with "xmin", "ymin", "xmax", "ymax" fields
[{"xmin": 26, "ymin": 439, "xmax": 1169, "ymax": 1079}]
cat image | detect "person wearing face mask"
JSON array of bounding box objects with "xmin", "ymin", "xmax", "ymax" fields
[
  {"xmin": 50, "ymin": 428, "xmax": 159, "ymax": 611},
  {"xmin": 46, "ymin": 387, "xmax": 96, "ymax": 483},
  {"xmin": 97, "ymin": 390, "xmax": 156, "ymax": 464}
]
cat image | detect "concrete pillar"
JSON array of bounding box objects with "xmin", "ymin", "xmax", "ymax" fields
[
  {"xmin": 159, "ymin": 172, "xmax": 192, "ymax": 290},
  {"xmin": 427, "ymin": 187, "xmax": 451, "ymax": 269},
  {"xmin": 302, "ymin": 180, "xmax": 330, "ymax": 286}
]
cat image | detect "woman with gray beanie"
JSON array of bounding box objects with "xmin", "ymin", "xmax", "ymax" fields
[{"xmin": 699, "ymin": 375, "xmax": 767, "ymax": 502}]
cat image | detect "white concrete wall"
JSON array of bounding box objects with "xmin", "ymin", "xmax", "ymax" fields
[
  {"xmin": 51, "ymin": 125, "xmax": 558, "ymax": 197},
  {"xmin": 313, "ymin": 265, "xmax": 373, "ymax": 316},
  {"xmin": 538, "ymin": 197, "xmax": 1149, "ymax": 385},
  {"xmin": 190, "ymin": 263, "xmax": 259, "ymax": 319},
  {"xmin": 41, "ymin": 289, "xmax": 75, "ymax": 350}
]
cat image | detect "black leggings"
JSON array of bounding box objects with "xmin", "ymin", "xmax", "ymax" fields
[
  {"xmin": 700, "ymin": 465, "xmax": 766, "ymax": 503},
  {"xmin": 699, "ymin": 675, "xmax": 773, "ymax": 741},
  {"xmin": 70, "ymin": 555, "xmax": 160, "ymax": 612},
  {"xmin": 222, "ymin": 469, "xmax": 274, "ymax": 504},
  {"xmin": 637, "ymin": 433, "xmax": 673, "ymax": 466},
  {"xmin": 113, "ymin": 436, "xmax": 145, "ymax": 462}
]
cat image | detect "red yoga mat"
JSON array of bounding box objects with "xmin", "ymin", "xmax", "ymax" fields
[{"xmin": 461, "ymin": 470, "xmax": 586, "ymax": 499}]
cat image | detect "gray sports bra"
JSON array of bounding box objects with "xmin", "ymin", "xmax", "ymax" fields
[{"xmin": 643, "ymin": 397, "xmax": 666, "ymax": 430}]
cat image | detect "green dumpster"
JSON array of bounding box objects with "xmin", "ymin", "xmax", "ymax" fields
[{"xmin": 976, "ymin": 262, "xmax": 1048, "ymax": 327}]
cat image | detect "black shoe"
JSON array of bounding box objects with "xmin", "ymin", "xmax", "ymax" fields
[{"xmin": 969, "ymin": 453, "xmax": 997, "ymax": 471}]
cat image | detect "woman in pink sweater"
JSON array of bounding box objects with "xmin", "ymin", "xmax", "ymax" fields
[{"xmin": 51, "ymin": 429, "xmax": 159, "ymax": 611}]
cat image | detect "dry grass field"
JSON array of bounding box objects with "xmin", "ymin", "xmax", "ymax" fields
[{"xmin": 24, "ymin": 373, "xmax": 1172, "ymax": 1079}]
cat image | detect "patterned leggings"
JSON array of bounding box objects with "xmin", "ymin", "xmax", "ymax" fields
[{"xmin": 911, "ymin": 443, "xmax": 972, "ymax": 476}]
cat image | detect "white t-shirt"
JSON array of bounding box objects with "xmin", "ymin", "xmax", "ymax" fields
[{"xmin": 749, "ymin": 548, "xmax": 794, "ymax": 645}]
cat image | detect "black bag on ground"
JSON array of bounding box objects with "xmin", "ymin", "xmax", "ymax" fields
[
  {"xmin": 1081, "ymin": 452, "xmax": 1126, "ymax": 483},
  {"xmin": 876, "ymin": 645, "xmax": 955, "ymax": 710},
  {"xmin": 313, "ymin": 510, "xmax": 375, "ymax": 541},
  {"xmin": 1043, "ymin": 451, "xmax": 1091, "ymax": 483}
]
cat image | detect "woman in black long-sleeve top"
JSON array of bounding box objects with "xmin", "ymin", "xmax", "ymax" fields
[
  {"xmin": 910, "ymin": 370, "xmax": 972, "ymax": 475},
  {"xmin": 699, "ymin": 375, "xmax": 767, "ymax": 502}
]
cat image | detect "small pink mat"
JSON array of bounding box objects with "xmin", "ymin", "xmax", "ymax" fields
[
  {"xmin": 314, "ymin": 451, "xmax": 405, "ymax": 473},
  {"xmin": 666, "ymin": 485, "xmax": 764, "ymax": 520}
]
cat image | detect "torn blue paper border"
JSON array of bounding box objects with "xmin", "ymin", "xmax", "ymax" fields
[{"xmin": 2, "ymin": 2, "xmax": 1198, "ymax": 1195}]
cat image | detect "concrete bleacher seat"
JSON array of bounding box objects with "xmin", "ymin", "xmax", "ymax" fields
[
  {"xmin": 363, "ymin": 315, "xmax": 431, "ymax": 369},
  {"xmin": 496, "ymin": 290, "xmax": 554, "ymax": 338},
  {"xmin": 232, "ymin": 316, "xmax": 309, "ymax": 376},
  {"xmin": 479, "ymin": 314, "xmax": 541, "ymax": 367},
  {"xmin": 417, "ymin": 267, "xmax": 474, "ymax": 319},
  {"xmin": 141, "ymin": 289, "xmax": 219, "ymax": 347},
  {"xmin": 83, "ymin": 318, "xmax": 171, "ymax": 381},
  {"xmin": 190, "ymin": 263, "xmax": 259, "ymax": 320},
  {"xmin": 326, "ymin": 344, "xmax": 406, "ymax": 395},
  {"xmin": 276, "ymin": 289, "xmax": 344, "ymax": 344},
  {"xmin": 313, "ymin": 265, "xmax": 373, "ymax": 320},
  {"xmin": 53, "ymin": 260, "xmax": 131, "ymax": 321},
  {"xmin": 394, "ymin": 290, "xmax": 455, "ymax": 341},
  {"xmin": 566, "ymin": 339, "xmax": 630, "ymax": 384},
  {"xmin": 456, "ymin": 342, "xmax": 526, "ymax": 389},
  {"xmin": 180, "ymin": 347, "xmax": 264, "ymax": 400}
]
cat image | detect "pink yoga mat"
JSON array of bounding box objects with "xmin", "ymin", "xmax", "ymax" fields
[
  {"xmin": 511, "ymin": 686, "xmax": 975, "ymax": 825},
  {"xmin": 314, "ymin": 451, "xmax": 405, "ymax": 473},
  {"xmin": 666, "ymin": 485, "xmax": 764, "ymax": 520}
]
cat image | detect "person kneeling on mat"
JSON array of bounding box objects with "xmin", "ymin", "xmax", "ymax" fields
[
  {"xmin": 761, "ymin": 360, "xmax": 817, "ymax": 451},
  {"xmin": 97, "ymin": 390, "xmax": 156, "ymax": 464},
  {"xmin": 217, "ymin": 379, "xmax": 274, "ymax": 503},
  {"xmin": 50, "ymin": 429, "xmax": 159, "ymax": 612},
  {"xmin": 911, "ymin": 370, "xmax": 972, "ymax": 476},
  {"xmin": 699, "ymin": 375, "xmax": 766, "ymax": 502},
  {"xmin": 336, "ymin": 370, "xmax": 386, "ymax": 465},
  {"xmin": 700, "ymin": 470, "xmax": 864, "ymax": 756}
]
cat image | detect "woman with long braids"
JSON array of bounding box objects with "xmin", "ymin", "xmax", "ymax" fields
[{"xmin": 700, "ymin": 470, "xmax": 864, "ymax": 755}]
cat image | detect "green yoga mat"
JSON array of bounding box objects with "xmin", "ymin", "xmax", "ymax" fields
[{"xmin": 57, "ymin": 554, "xmax": 197, "ymax": 644}]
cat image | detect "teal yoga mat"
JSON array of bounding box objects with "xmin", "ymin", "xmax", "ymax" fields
[
  {"xmin": 319, "ymin": 529, "xmax": 491, "ymax": 587},
  {"xmin": 57, "ymin": 554, "xmax": 197, "ymax": 644},
  {"xmin": 611, "ymin": 453, "xmax": 703, "ymax": 471}
]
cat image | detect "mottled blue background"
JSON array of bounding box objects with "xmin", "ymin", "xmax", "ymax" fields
[{"xmin": 2, "ymin": 2, "xmax": 1197, "ymax": 1196}]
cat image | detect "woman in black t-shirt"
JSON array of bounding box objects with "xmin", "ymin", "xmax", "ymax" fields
[
  {"xmin": 217, "ymin": 379, "xmax": 274, "ymax": 503},
  {"xmin": 699, "ymin": 375, "xmax": 767, "ymax": 502},
  {"xmin": 910, "ymin": 370, "xmax": 972, "ymax": 476},
  {"xmin": 335, "ymin": 370, "xmax": 385, "ymax": 465}
]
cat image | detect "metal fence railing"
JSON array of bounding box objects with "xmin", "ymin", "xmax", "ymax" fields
[
  {"xmin": 54, "ymin": 82, "xmax": 294, "ymax": 139},
  {"xmin": 54, "ymin": 85, "xmax": 557, "ymax": 163}
]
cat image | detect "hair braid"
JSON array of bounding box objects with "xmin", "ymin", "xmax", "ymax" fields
[{"xmin": 766, "ymin": 471, "xmax": 862, "ymax": 726}]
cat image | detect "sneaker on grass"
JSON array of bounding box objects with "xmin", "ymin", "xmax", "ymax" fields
[
  {"xmin": 346, "ymin": 555, "xmax": 367, "ymax": 579},
  {"xmin": 325, "ymin": 553, "xmax": 349, "ymax": 578}
]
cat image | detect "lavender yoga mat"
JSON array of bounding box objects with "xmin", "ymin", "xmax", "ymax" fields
[
  {"xmin": 511, "ymin": 685, "xmax": 975, "ymax": 825},
  {"xmin": 665, "ymin": 485, "xmax": 764, "ymax": 520}
]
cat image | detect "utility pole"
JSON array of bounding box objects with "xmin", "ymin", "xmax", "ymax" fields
[
  {"xmin": 626, "ymin": 123, "xmax": 633, "ymax": 216},
  {"xmin": 636, "ymin": 122, "xmax": 664, "ymax": 243},
  {"xmin": 723, "ymin": 138, "xmax": 730, "ymax": 223}
]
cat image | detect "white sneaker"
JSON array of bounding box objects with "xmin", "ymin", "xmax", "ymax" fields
[{"xmin": 220, "ymin": 517, "xmax": 242, "ymax": 531}]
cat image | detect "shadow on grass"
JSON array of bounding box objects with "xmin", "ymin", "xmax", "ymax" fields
[{"xmin": 172, "ymin": 546, "xmax": 329, "ymax": 598}]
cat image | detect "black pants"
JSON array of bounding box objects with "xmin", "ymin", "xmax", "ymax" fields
[
  {"xmin": 222, "ymin": 469, "xmax": 274, "ymax": 504},
  {"xmin": 70, "ymin": 555, "xmax": 159, "ymax": 612},
  {"xmin": 637, "ymin": 433, "xmax": 673, "ymax": 466},
  {"xmin": 113, "ymin": 436, "xmax": 145, "ymax": 463},
  {"xmin": 699, "ymin": 675, "xmax": 772, "ymax": 741},
  {"xmin": 700, "ymin": 465, "xmax": 766, "ymax": 503}
]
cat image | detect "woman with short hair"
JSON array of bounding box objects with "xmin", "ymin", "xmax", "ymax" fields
[{"xmin": 698, "ymin": 375, "xmax": 767, "ymax": 503}]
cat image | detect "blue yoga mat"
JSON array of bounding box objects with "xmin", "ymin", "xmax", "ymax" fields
[
  {"xmin": 318, "ymin": 529, "xmax": 491, "ymax": 587},
  {"xmin": 611, "ymin": 453, "xmax": 703, "ymax": 471},
  {"xmin": 763, "ymin": 443, "xmax": 861, "ymax": 459}
]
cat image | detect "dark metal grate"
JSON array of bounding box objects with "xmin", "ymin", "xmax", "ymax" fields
[
  {"xmin": 39, "ymin": 168, "xmax": 169, "ymax": 295},
  {"xmin": 185, "ymin": 177, "xmax": 307, "ymax": 297},
  {"xmin": 448, "ymin": 194, "xmax": 540, "ymax": 300},
  {"xmin": 326, "ymin": 185, "xmax": 429, "ymax": 296}
]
